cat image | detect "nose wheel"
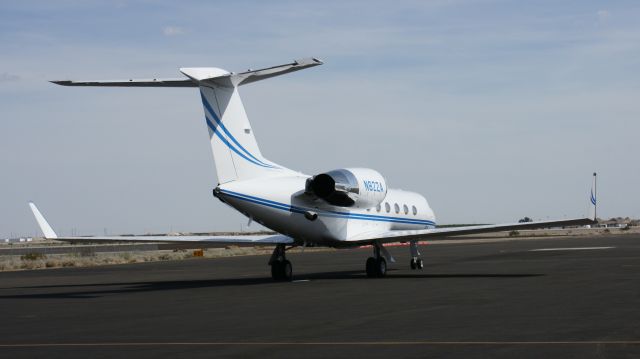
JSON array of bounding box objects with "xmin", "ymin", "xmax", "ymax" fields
[
  {"xmin": 410, "ymin": 257, "xmax": 424, "ymax": 270},
  {"xmin": 409, "ymin": 240, "xmax": 424, "ymax": 270}
]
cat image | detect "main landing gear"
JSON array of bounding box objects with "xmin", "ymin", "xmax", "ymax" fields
[
  {"xmin": 365, "ymin": 244, "xmax": 387, "ymax": 278},
  {"xmin": 409, "ymin": 240, "xmax": 424, "ymax": 270},
  {"xmin": 270, "ymin": 244, "xmax": 293, "ymax": 281}
]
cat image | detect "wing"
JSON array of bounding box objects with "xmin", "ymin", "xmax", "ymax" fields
[
  {"xmin": 49, "ymin": 234, "xmax": 293, "ymax": 246},
  {"xmin": 350, "ymin": 173, "xmax": 598, "ymax": 246},
  {"xmin": 28, "ymin": 202, "xmax": 293, "ymax": 246},
  {"xmin": 349, "ymin": 217, "xmax": 595, "ymax": 245}
]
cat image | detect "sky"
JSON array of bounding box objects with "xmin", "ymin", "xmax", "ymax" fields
[{"xmin": 1, "ymin": 0, "xmax": 639, "ymax": 238}]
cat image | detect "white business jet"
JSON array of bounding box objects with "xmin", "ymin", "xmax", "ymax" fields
[{"xmin": 30, "ymin": 58, "xmax": 597, "ymax": 280}]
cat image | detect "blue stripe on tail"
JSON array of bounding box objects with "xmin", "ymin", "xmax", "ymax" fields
[
  {"xmin": 200, "ymin": 91, "xmax": 277, "ymax": 169},
  {"xmin": 204, "ymin": 116, "xmax": 275, "ymax": 168}
]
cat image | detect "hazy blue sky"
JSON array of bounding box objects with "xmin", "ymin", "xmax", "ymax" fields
[{"xmin": 1, "ymin": 0, "xmax": 639, "ymax": 238}]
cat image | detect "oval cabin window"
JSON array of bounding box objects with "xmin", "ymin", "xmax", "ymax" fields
[
  {"xmin": 376, "ymin": 204, "xmax": 381, "ymax": 212},
  {"xmin": 394, "ymin": 203, "xmax": 400, "ymax": 214},
  {"xmin": 412, "ymin": 205, "xmax": 418, "ymax": 215},
  {"xmin": 403, "ymin": 204, "xmax": 409, "ymax": 214},
  {"xmin": 385, "ymin": 202, "xmax": 391, "ymax": 213}
]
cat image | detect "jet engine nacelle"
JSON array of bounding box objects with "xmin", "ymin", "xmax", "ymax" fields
[{"xmin": 306, "ymin": 168, "xmax": 387, "ymax": 208}]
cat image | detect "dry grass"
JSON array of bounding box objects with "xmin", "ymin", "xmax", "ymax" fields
[{"xmin": 0, "ymin": 246, "xmax": 279, "ymax": 272}]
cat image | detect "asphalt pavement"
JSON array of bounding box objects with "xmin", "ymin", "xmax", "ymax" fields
[{"xmin": 1, "ymin": 234, "xmax": 639, "ymax": 358}]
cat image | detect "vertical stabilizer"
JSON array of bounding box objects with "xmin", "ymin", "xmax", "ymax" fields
[
  {"xmin": 589, "ymin": 172, "xmax": 597, "ymax": 221},
  {"xmin": 196, "ymin": 81, "xmax": 284, "ymax": 183}
]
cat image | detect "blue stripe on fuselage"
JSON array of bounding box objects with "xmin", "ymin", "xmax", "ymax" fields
[{"xmin": 219, "ymin": 189, "xmax": 436, "ymax": 226}]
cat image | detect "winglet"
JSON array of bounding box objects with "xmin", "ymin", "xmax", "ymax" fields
[
  {"xmin": 589, "ymin": 173, "xmax": 597, "ymax": 221},
  {"xmin": 28, "ymin": 202, "xmax": 58, "ymax": 239}
]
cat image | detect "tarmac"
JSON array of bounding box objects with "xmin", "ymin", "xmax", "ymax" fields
[{"xmin": 0, "ymin": 234, "xmax": 639, "ymax": 358}]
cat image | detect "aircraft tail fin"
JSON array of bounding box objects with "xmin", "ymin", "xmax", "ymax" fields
[
  {"xmin": 589, "ymin": 172, "xmax": 597, "ymax": 221},
  {"xmin": 180, "ymin": 58, "xmax": 322, "ymax": 184},
  {"xmin": 194, "ymin": 82, "xmax": 283, "ymax": 183}
]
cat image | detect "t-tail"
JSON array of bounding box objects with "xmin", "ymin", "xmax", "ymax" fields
[{"xmin": 52, "ymin": 57, "xmax": 323, "ymax": 184}]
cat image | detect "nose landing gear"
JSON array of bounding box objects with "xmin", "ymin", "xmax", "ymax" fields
[
  {"xmin": 410, "ymin": 257, "xmax": 424, "ymax": 270},
  {"xmin": 409, "ymin": 240, "xmax": 424, "ymax": 270}
]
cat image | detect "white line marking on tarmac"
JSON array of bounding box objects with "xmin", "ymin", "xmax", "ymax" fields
[{"xmin": 529, "ymin": 247, "xmax": 615, "ymax": 252}]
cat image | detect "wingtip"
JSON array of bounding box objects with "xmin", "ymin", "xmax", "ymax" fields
[
  {"xmin": 294, "ymin": 57, "xmax": 324, "ymax": 66},
  {"xmin": 50, "ymin": 80, "xmax": 71, "ymax": 86},
  {"xmin": 28, "ymin": 202, "xmax": 58, "ymax": 239}
]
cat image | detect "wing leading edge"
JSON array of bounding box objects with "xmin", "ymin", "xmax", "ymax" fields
[
  {"xmin": 349, "ymin": 217, "xmax": 595, "ymax": 245},
  {"xmin": 28, "ymin": 202, "xmax": 293, "ymax": 246}
]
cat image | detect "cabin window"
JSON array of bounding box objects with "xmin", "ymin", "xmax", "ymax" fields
[
  {"xmin": 412, "ymin": 205, "xmax": 417, "ymax": 215},
  {"xmin": 394, "ymin": 203, "xmax": 400, "ymax": 214},
  {"xmin": 385, "ymin": 202, "xmax": 390, "ymax": 213},
  {"xmin": 403, "ymin": 204, "xmax": 409, "ymax": 215},
  {"xmin": 376, "ymin": 204, "xmax": 381, "ymax": 212}
]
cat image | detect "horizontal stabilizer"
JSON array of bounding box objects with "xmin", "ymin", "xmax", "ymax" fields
[
  {"xmin": 233, "ymin": 57, "xmax": 323, "ymax": 86},
  {"xmin": 51, "ymin": 57, "xmax": 323, "ymax": 88},
  {"xmin": 181, "ymin": 57, "xmax": 323, "ymax": 87},
  {"xmin": 51, "ymin": 78, "xmax": 197, "ymax": 87}
]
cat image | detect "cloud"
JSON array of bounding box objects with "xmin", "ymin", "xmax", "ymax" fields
[
  {"xmin": 162, "ymin": 26, "xmax": 185, "ymax": 36},
  {"xmin": 0, "ymin": 73, "xmax": 20, "ymax": 83},
  {"xmin": 597, "ymin": 10, "xmax": 610, "ymax": 22}
]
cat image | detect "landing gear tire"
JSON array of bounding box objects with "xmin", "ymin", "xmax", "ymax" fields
[
  {"xmin": 269, "ymin": 244, "xmax": 293, "ymax": 282},
  {"xmin": 375, "ymin": 257, "xmax": 387, "ymax": 277},
  {"xmin": 410, "ymin": 258, "xmax": 424, "ymax": 270},
  {"xmin": 271, "ymin": 260, "xmax": 293, "ymax": 281},
  {"xmin": 282, "ymin": 260, "xmax": 293, "ymax": 281},
  {"xmin": 366, "ymin": 257, "xmax": 376, "ymax": 278},
  {"xmin": 366, "ymin": 243, "xmax": 388, "ymax": 278},
  {"xmin": 271, "ymin": 261, "xmax": 282, "ymax": 280}
]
